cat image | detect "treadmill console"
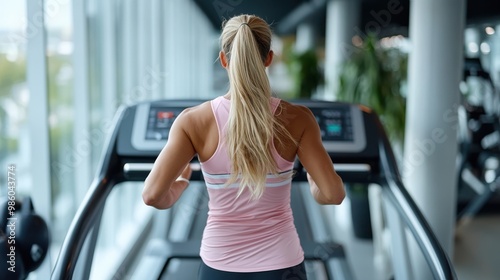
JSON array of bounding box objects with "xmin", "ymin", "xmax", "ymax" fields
[
  {"xmin": 131, "ymin": 103, "xmax": 184, "ymax": 151},
  {"xmin": 308, "ymin": 104, "xmax": 366, "ymax": 153},
  {"xmin": 130, "ymin": 101, "xmax": 366, "ymax": 153}
]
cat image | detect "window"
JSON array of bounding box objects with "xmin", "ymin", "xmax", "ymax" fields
[
  {"xmin": 45, "ymin": 0, "xmax": 77, "ymax": 251},
  {"xmin": 0, "ymin": 0, "xmax": 31, "ymax": 197}
]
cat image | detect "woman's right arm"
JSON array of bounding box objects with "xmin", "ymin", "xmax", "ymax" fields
[{"xmin": 296, "ymin": 106, "xmax": 345, "ymax": 205}]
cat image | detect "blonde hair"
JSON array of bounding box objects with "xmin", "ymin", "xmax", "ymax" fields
[{"xmin": 220, "ymin": 15, "xmax": 295, "ymax": 199}]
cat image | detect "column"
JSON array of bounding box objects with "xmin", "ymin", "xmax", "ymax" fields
[
  {"xmin": 72, "ymin": 0, "xmax": 91, "ymax": 205},
  {"xmin": 324, "ymin": 0, "xmax": 360, "ymax": 100},
  {"xmin": 295, "ymin": 22, "xmax": 316, "ymax": 53},
  {"xmin": 101, "ymin": 0, "xmax": 117, "ymax": 119},
  {"xmin": 150, "ymin": 0, "xmax": 162, "ymax": 100},
  {"xmin": 27, "ymin": 0, "xmax": 52, "ymax": 277},
  {"xmin": 403, "ymin": 0, "xmax": 466, "ymax": 278}
]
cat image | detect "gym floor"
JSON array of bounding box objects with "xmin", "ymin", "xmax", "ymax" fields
[
  {"xmin": 453, "ymin": 215, "xmax": 500, "ymax": 280},
  {"xmin": 325, "ymin": 196, "xmax": 500, "ymax": 280}
]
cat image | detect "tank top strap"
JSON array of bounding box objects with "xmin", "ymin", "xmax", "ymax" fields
[
  {"xmin": 210, "ymin": 96, "xmax": 230, "ymax": 136},
  {"xmin": 270, "ymin": 97, "xmax": 281, "ymax": 115}
]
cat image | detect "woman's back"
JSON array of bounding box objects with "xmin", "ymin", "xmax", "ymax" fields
[
  {"xmin": 185, "ymin": 98, "xmax": 310, "ymax": 164},
  {"xmin": 195, "ymin": 96, "xmax": 302, "ymax": 272},
  {"xmin": 178, "ymin": 96, "xmax": 304, "ymax": 272},
  {"xmin": 142, "ymin": 14, "xmax": 344, "ymax": 279}
]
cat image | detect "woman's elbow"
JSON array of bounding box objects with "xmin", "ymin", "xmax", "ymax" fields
[
  {"xmin": 142, "ymin": 190, "xmax": 159, "ymax": 207},
  {"xmin": 142, "ymin": 192, "xmax": 173, "ymax": 209},
  {"xmin": 320, "ymin": 192, "xmax": 345, "ymax": 205},
  {"xmin": 325, "ymin": 182, "xmax": 346, "ymax": 205},
  {"xmin": 332, "ymin": 190, "xmax": 346, "ymax": 205},
  {"xmin": 336, "ymin": 182, "xmax": 347, "ymax": 204},
  {"xmin": 142, "ymin": 183, "xmax": 170, "ymax": 209}
]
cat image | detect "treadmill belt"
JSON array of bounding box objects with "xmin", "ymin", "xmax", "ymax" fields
[{"xmin": 160, "ymin": 259, "xmax": 200, "ymax": 280}]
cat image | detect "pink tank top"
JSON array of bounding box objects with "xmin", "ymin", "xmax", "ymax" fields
[{"xmin": 199, "ymin": 96, "xmax": 304, "ymax": 272}]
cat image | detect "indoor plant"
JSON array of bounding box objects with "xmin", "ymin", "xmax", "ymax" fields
[
  {"xmin": 285, "ymin": 48, "xmax": 323, "ymax": 99},
  {"xmin": 336, "ymin": 35, "xmax": 408, "ymax": 142},
  {"xmin": 335, "ymin": 35, "xmax": 408, "ymax": 239}
]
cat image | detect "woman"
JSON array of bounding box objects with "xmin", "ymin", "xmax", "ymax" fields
[{"xmin": 143, "ymin": 14, "xmax": 345, "ymax": 280}]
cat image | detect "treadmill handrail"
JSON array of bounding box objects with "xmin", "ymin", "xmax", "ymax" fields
[
  {"xmin": 51, "ymin": 107, "xmax": 127, "ymax": 280},
  {"xmin": 123, "ymin": 162, "xmax": 371, "ymax": 173},
  {"xmin": 378, "ymin": 138, "xmax": 457, "ymax": 280}
]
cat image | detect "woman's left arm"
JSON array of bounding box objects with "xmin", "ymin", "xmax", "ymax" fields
[{"xmin": 142, "ymin": 110, "xmax": 196, "ymax": 209}]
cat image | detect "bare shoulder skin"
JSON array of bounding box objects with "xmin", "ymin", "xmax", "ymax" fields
[{"xmin": 275, "ymin": 101, "xmax": 345, "ymax": 204}]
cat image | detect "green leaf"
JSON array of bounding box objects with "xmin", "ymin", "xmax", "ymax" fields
[{"xmin": 335, "ymin": 35, "xmax": 408, "ymax": 142}]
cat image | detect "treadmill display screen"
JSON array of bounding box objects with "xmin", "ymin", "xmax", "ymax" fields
[
  {"xmin": 145, "ymin": 107, "xmax": 183, "ymax": 140},
  {"xmin": 311, "ymin": 106, "xmax": 353, "ymax": 142},
  {"xmin": 131, "ymin": 101, "xmax": 365, "ymax": 153}
]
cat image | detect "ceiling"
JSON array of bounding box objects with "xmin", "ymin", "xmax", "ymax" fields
[{"xmin": 194, "ymin": 0, "xmax": 500, "ymax": 37}]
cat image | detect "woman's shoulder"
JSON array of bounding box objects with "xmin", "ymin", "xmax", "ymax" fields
[
  {"xmin": 181, "ymin": 100, "xmax": 212, "ymax": 116},
  {"xmin": 172, "ymin": 100, "xmax": 212, "ymax": 130},
  {"xmin": 276, "ymin": 100, "xmax": 316, "ymax": 124}
]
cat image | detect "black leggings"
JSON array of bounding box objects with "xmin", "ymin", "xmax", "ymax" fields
[{"xmin": 198, "ymin": 261, "xmax": 307, "ymax": 280}]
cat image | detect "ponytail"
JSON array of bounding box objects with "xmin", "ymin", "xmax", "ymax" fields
[{"xmin": 220, "ymin": 15, "xmax": 295, "ymax": 199}]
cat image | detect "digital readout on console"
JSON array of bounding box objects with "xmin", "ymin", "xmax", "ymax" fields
[
  {"xmin": 145, "ymin": 107, "xmax": 181, "ymax": 140},
  {"xmin": 313, "ymin": 108, "xmax": 354, "ymax": 142}
]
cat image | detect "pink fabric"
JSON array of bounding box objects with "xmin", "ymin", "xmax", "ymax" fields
[{"xmin": 199, "ymin": 96, "xmax": 304, "ymax": 272}]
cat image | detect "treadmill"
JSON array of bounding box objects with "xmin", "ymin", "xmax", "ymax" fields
[{"xmin": 51, "ymin": 99, "xmax": 457, "ymax": 280}]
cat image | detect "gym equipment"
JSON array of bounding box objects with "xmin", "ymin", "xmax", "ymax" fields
[
  {"xmin": 0, "ymin": 196, "xmax": 50, "ymax": 279},
  {"xmin": 15, "ymin": 197, "xmax": 50, "ymax": 273},
  {"xmin": 456, "ymin": 58, "xmax": 500, "ymax": 224},
  {"xmin": 51, "ymin": 99, "xmax": 457, "ymax": 280}
]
